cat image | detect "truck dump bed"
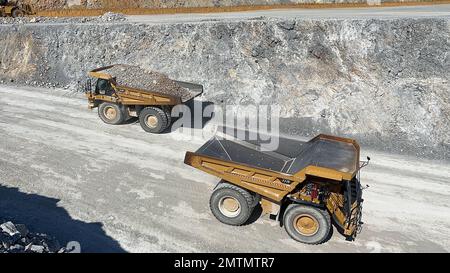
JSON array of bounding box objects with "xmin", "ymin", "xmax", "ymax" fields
[
  {"xmin": 195, "ymin": 132, "xmax": 359, "ymax": 175},
  {"xmin": 90, "ymin": 64, "xmax": 203, "ymax": 102}
]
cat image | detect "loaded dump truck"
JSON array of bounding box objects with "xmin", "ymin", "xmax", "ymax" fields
[
  {"xmin": 84, "ymin": 64, "xmax": 203, "ymax": 133},
  {"xmin": 184, "ymin": 132, "xmax": 368, "ymax": 244}
]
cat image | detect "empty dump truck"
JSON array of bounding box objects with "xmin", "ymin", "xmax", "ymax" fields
[
  {"xmin": 84, "ymin": 64, "xmax": 203, "ymax": 133},
  {"xmin": 184, "ymin": 133, "xmax": 368, "ymax": 244}
]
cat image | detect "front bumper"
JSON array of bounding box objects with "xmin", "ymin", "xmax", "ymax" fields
[
  {"xmin": 326, "ymin": 179, "xmax": 364, "ymax": 240},
  {"xmin": 343, "ymin": 179, "xmax": 364, "ymax": 238}
]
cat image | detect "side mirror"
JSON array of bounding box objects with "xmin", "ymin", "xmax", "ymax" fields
[{"xmin": 84, "ymin": 79, "xmax": 92, "ymax": 93}]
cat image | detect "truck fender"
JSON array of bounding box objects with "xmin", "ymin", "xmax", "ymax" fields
[{"xmin": 214, "ymin": 180, "xmax": 260, "ymax": 208}]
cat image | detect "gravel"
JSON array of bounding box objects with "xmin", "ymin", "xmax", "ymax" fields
[
  {"xmin": 105, "ymin": 64, "xmax": 199, "ymax": 102},
  {"xmin": 0, "ymin": 220, "xmax": 67, "ymax": 253},
  {"xmin": 0, "ymin": 12, "xmax": 127, "ymax": 24}
]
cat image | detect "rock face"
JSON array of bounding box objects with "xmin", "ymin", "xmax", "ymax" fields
[{"xmin": 0, "ymin": 18, "xmax": 448, "ymax": 159}]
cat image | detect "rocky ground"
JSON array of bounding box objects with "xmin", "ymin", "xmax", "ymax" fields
[
  {"xmin": 0, "ymin": 220, "xmax": 67, "ymax": 253},
  {"xmin": 0, "ymin": 85, "xmax": 449, "ymax": 253},
  {"xmin": 0, "ymin": 15, "xmax": 448, "ymax": 159},
  {"xmin": 0, "ymin": 11, "xmax": 126, "ymax": 24},
  {"xmin": 0, "ymin": 6, "xmax": 448, "ymax": 253}
]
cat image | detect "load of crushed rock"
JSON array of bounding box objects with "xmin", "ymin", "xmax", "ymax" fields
[
  {"xmin": 105, "ymin": 64, "xmax": 199, "ymax": 102},
  {"xmin": 0, "ymin": 220, "xmax": 67, "ymax": 253}
]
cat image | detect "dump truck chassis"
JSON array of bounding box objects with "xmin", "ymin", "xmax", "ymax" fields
[
  {"xmin": 91, "ymin": 98, "xmax": 173, "ymax": 133},
  {"xmin": 85, "ymin": 83, "xmax": 176, "ymax": 133},
  {"xmin": 207, "ymin": 177, "xmax": 362, "ymax": 244},
  {"xmin": 184, "ymin": 134, "xmax": 366, "ymax": 244},
  {"xmin": 85, "ymin": 65, "xmax": 202, "ymax": 134}
]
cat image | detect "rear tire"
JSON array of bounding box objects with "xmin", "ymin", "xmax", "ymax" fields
[
  {"xmin": 139, "ymin": 107, "xmax": 168, "ymax": 134},
  {"xmin": 98, "ymin": 102, "xmax": 125, "ymax": 125},
  {"xmin": 209, "ymin": 182, "xmax": 254, "ymax": 226},
  {"xmin": 11, "ymin": 8, "xmax": 24, "ymax": 18},
  {"xmin": 283, "ymin": 204, "xmax": 331, "ymax": 245}
]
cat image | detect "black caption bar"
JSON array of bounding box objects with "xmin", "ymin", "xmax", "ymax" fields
[{"xmin": 5, "ymin": 253, "xmax": 446, "ymax": 272}]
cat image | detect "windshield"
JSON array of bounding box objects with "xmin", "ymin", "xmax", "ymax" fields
[{"xmin": 96, "ymin": 79, "xmax": 114, "ymax": 95}]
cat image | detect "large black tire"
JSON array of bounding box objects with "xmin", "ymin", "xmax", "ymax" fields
[
  {"xmin": 98, "ymin": 102, "xmax": 125, "ymax": 125},
  {"xmin": 11, "ymin": 8, "xmax": 24, "ymax": 18},
  {"xmin": 163, "ymin": 107, "xmax": 172, "ymax": 130},
  {"xmin": 209, "ymin": 182, "xmax": 254, "ymax": 226},
  {"xmin": 139, "ymin": 107, "xmax": 168, "ymax": 134},
  {"xmin": 283, "ymin": 204, "xmax": 331, "ymax": 245}
]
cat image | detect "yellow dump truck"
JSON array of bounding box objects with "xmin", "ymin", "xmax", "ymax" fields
[
  {"xmin": 84, "ymin": 64, "xmax": 203, "ymax": 133},
  {"xmin": 0, "ymin": 1, "xmax": 33, "ymax": 17},
  {"xmin": 185, "ymin": 131, "xmax": 368, "ymax": 244}
]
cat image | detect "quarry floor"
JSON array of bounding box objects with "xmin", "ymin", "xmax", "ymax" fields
[{"xmin": 0, "ymin": 85, "xmax": 449, "ymax": 253}]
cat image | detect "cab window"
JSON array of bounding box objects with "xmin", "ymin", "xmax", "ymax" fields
[{"xmin": 96, "ymin": 79, "xmax": 114, "ymax": 95}]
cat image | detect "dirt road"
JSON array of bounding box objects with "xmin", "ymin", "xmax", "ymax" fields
[
  {"xmin": 0, "ymin": 85, "xmax": 449, "ymax": 252},
  {"xmin": 127, "ymin": 4, "xmax": 450, "ymax": 24}
]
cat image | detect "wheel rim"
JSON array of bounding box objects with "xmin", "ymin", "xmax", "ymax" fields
[
  {"xmin": 13, "ymin": 10, "xmax": 24, "ymax": 17},
  {"xmin": 104, "ymin": 106, "xmax": 117, "ymax": 120},
  {"xmin": 218, "ymin": 196, "xmax": 241, "ymax": 217},
  {"xmin": 145, "ymin": 115, "xmax": 158, "ymax": 128},
  {"xmin": 294, "ymin": 214, "xmax": 319, "ymax": 236}
]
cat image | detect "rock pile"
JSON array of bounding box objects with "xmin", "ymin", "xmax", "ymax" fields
[
  {"xmin": 106, "ymin": 64, "xmax": 199, "ymax": 102},
  {"xmin": 0, "ymin": 220, "xmax": 66, "ymax": 253}
]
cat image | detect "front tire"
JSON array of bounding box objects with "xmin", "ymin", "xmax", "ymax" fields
[
  {"xmin": 139, "ymin": 107, "xmax": 168, "ymax": 134},
  {"xmin": 283, "ymin": 204, "xmax": 331, "ymax": 245},
  {"xmin": 98, "ymin": 102, "xmax": 125, "ymax": 125},
  {"xmin": 209, "ymin": 182, "xmax": 254, "ymax": 226}
]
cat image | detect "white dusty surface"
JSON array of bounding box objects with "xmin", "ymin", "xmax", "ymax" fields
[
  {"xmin": 0, "ymin": 85, "xmax": 449, "ymax": 252},
  {"xmin": 128, "ymin": 4, "xmax": 450, "ymax": 24}
]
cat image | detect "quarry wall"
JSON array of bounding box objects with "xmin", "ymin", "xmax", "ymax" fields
[{"xmin": 0, "ymin": 17, "xmax": 448, "ymax": 159}]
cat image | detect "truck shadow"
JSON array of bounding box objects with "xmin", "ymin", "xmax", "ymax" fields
[
  {"xmin": 0, "ymin": 184, "xmax": 127, "ymax": 253},
  {"xmin": 117, "ymin": 100, "xmax": 215, "ymax": 133},
  {"xmin": 244, "ymin": 205, "xmax": 263, "ymax": 225},
  {"xmin": 122, "ymin": 117, "xmax": 139, "ymax": 125},
  {"xmin": 167, "ymin": 100, "xmax": 215, "ymax": 132}
]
